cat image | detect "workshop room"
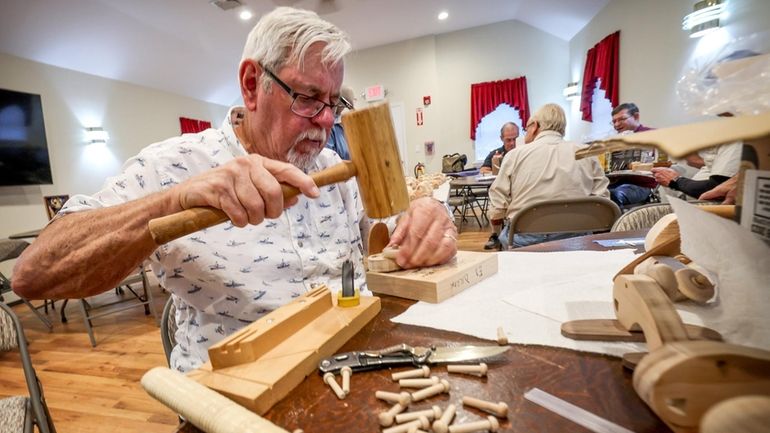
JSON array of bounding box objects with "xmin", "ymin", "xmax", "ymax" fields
[{"xmin": 1, "ymin": 0, "xmax": 769, "ymax": 432}]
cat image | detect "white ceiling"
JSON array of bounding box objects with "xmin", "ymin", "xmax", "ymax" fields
[{"xmin": 0, "ymin": 0, "xmax": 608, "ymax": 106}]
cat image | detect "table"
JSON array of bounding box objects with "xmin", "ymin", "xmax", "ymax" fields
[
  {"xmin": 8, "ymin": 228, "xmax": 42, "ymax": 240},
  {"xmin": 189, "ymin": 230, "xmax": 664, "ymax": 433}
]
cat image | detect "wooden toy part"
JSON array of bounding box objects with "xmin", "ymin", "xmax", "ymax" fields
[
  {"xmin": 432, "ymin": 404, "xmax": 457, "ymax": 433},
  {"xmin": 378, "ymin": 403, "xmax": 407, "ymax": 427},
  {"xmin": 140, "ymin": 367, "xmax": 289, "ymax": 433},
  {"xmin": 392, "ymin": 366, "xmax": 431, "ymax": 381},
  {"xmin": 561, "ymin": 319, "xmax": 722, "ymax": 343},
  {"xmin": 376, "ymin": 390, "xmax": 412, "ymax": 406},
  {"xmin": 701, "ymin": 395, "xmax": 770, "ymax": 433},
  {"xmin": 399, "ymin": 376, "xmax": 440, "ymax": 388},
  {"xmin": 340, "ymin": 366, "xmax": 352, "ymax": 395},
  {"xmin": 323, "ymin": 372, "xmax": 345, "ymax": 399},
  {"xmin": 447, "ymin": 363, "xmax": 488, "ymax": 377},
  {"xmin": 634, "ymin": 256, "xmax": 686, "ymax": 301},
  {"xmin": 613, "ymin": 274, "xmax": 690, "ymax": 352},
  {"xmin": 367, "ymin": 252, "xmax": 402, "ymax": 273},
  {"xmin": 461, "ymin": 396, "xmax": 508, "ymax": 418},
  {"xmin": 368, "ymin": 222, "xmax": 390, "ymax": 255},
  {"xmin": 633, "ymin": 340, "xmax": 770, "ymax": 433},
  {"xmin": 675, "ymin": 268, "xmax": 715, "ymax": 303},
  {"xmin": 394, "ymin": 406, "xmax": 443, "ymax": 424},
  {"xmin": 382, "ymin": 415, "xmax": 429, "ymax": 433},
  {"xmin": 148, "ymin": 102, "xmax": 409, "ymax": 244},
  {"xmin": 496, "ymin": 327, "xmax": 509, "ymax": 345},
  {"xmin": 411, "ymin": 379, "xmax": 450, "ymax": 402},
  {"xmin": 448, "ymin": 416, "xmax": 500, "ymax": 433},
  {"xmin": 187, "ymin": 286, "xmax": 380, "ymax": 414}
]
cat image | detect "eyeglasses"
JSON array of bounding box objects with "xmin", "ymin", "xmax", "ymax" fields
[
  {"xmin": 611, "ymin": 115, "xmax": 631, "ymax": 125},
  {"xmin": 260, "ymin": 63, "xmax": 353, "ymax": 118}
]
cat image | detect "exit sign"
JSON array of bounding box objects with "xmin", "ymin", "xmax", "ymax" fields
[{"xmin": 364, "ymin": 84, "xmax": 385, "ymax": 102}]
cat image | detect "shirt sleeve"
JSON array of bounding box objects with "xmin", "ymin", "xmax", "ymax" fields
[
  {"xmin": 710, "ymin": 142, "xmax": 742, "ymax": 177},
  {"xmin": 482, "ymin": 149, "xmax": 496, "ymax": 168},
  {"xmin": 670, "ymin": 175, "xmax": 729, "ymax": 198},
  {"xmin": 589, "ymin": 156, "xmax": 610, "ymax": 198}
]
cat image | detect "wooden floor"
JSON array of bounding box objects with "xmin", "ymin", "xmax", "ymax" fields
[{"xmin": 2, "ymin": 221, "xmax": 493, "ymax": 433}]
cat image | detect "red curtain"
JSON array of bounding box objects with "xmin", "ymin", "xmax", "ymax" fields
[
  {"xmin": 580, "ymin": 31, "xmax": 620, "ymax": 122},
  {"xmin": 179, "ymin": 117, "xmax": 212, "ymax": 134},
  {"xmin": 470, "ymin": 76, "xmax": 530, "ymax": 140}
]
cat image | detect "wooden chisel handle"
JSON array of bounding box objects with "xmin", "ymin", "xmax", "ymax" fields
[{"xmin": 148, "ymin": 161, "xmax": 357, "ymax": 245}]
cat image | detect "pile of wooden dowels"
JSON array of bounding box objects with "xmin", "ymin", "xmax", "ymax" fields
[{"xmin": 322, "ymin": 363, "xmax": 508, "ymax": 432}]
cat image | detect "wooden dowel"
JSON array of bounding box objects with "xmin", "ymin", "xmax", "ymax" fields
[
  {"xmin": 462, "ymin": 396, "xmax": 508, "ymax": 418},
  {"xmin": 382, "ymin": 415, "xmax": 429, "ymax": 433},
  {"xmin": 432, "ymin": 404, "xmax": 456, "ymax": 433},
  {"xmin": 399, "ymin": 376, "xmax": 440, "ymax": 388},
  {"xmin": 392, "ymin": 366, "xmax": 431, "ymax": 381},
  {"xmin": 395, "ymin": 405, "xmax": 442, "ymax": 424},
  {"xmin": 447, "ymin": 363, "xmax": 488, "ymax": 377},
  {"xmin": 323, "ymin": 372, "xmax": 345, "ymax": 400},
  {"xmin": 496, "ymin": 327, "xmax": 509, "ymax": 345},
  {"xmin": 411, "ymin": 379, "xmax": 450, "ymax": 402},
  {"xmin": 340, "ymin": 366, "xmax": 352, "ymax": 395},
  {"xmin": 448, "ymin": 416, "xmax": 500, "ymax": 433},
  {"xmin": 378, "ymin": 402, "xmax": 407, "ymax": 427},
  {"xmin": 376, "ymin": 390, "xmax": 412, "ymax": 406}
]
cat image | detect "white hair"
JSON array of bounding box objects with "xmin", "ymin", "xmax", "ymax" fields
[
  {"xmin": 530, "ymin": 103, "xmax": 567, "ymax": 136},
  {"xmin": 241, "ymin": 7, "xmax": 351, "ymax": 89}
]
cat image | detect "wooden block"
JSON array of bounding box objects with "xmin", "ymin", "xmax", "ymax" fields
[
  {"xmin": 366, "ymin": 251, "xmax": 498, "ymax": 303},
  {"xmin": 187, "ymin": 288, "xmax": 381, "ymax": 414}
]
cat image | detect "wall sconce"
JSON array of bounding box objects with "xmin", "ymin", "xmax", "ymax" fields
[
  {"xmin": 563, "ymin": 82, "xmax": 580, "ymax": 100},
  {"xmin": 682, "ymin": 0, "xmax": 726, "ymax": 38},
  {"xmin": 85, "ymin": 126, "xmax": 109, "ymax": 144}
]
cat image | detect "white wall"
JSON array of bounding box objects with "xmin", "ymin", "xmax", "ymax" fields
[
  {"xmin": 0, "ymin": 53, "xmax": 229, "ymax": 238},
  {"xmin": 567, "ymin": 0, "xmax": 770, "ymax": 141},
  {"xmin": 345, "ymin": 19, "xmax": 569, "ymax": 173}
]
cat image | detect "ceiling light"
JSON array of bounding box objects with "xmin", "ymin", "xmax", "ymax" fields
[
  {"xmin": 682, "ymin": 0, "xmax": 726, "ymax": 38},
  {"xmin": 438, "ymin": 11, "xmax": 449, "ymax": 21},
  {"xmin": 239, "ymin": 10, "xmax": 253, "ymax": 20}
]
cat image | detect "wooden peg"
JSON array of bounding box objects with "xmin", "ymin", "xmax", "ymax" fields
[
  {"xmin": 432, "ymin": 404, "xmax": 456, "ymax": 433},
  {"xmin": 376, "ymin": 390, "xmax": 412, "ymax": 406},
  {"xmin": 382, "ymin": 415, "xmax": 429, "ymax": 433},
  {"xmin": 340, "ymin": 366, "xmax": 352, "ymax": 395},
  {"xmin": 323, "ymin": 372, "xmax": 345, "ymax": 400},
  {"xmin": 448, "ymin": 415, "xmax": 500, "ymax": 433},
  {"xmin": 411, "ymin": 379, "xmax": 450, "ymax": 402},
  {"xmin": 395, "ymin": 405, "xmax": 442, "ymax": 424},
  {"xmin": 378, "ymin": 402, "xmax": 407, "ymax": 427},
  {"xmin": 447, "ymin": 363, "xmax": 488, "ymax": 377},
  {"xmin": 496, "ymin": 327, "xmax": 508, "ymax": 345},
  {"xmin": 399, "ymin": 376, "xmax": 440, "ymax": 388},
  {"xmin": 461, "ymin": 396, "xmax": 508, "ymax": 418},
  {"xmin": 392, "ymin": 366, "xmax": 431, "ymax": 381}
]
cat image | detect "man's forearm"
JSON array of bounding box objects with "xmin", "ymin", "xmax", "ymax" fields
[
  {"xmin": 13, "ymin": 192, "xmax": 179, "ymax": 300},
  {"xmin": 670, "ymin": 175, "xmax": 728, "ymax": 198}
]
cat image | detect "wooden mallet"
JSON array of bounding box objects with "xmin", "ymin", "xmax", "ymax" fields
[{"xmin": 147, "ymin": 102, "xmax": 409, "ymax": 244}]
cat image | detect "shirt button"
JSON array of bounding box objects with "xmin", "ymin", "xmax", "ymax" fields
[{"xmin": 298, "ymin": 241, "xmax": 304, "ymax": 248}]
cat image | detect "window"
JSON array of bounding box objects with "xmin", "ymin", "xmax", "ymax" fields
[
  {"xmin": 581, "ymin": 79, "xmax": 615, "ymax": 142},
  {"xmin": 473, "ymin": 103, "xmax": 522, "ymax": 162}
]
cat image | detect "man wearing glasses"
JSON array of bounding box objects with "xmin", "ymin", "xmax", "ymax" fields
[
  {"xmin": 607, "ymin": 102, "xmax": 657, "ymax": 208},
  {"xmin": 13, "ymin": 7, "xmax": 456, "ymax": 373}
]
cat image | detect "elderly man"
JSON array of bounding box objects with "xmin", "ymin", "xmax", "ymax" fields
[
  {"xmin": 479, "ymin": 122, "xmax": 519, "ymax": 175},
  {"xmin": 488, "ymin": 103, "xmax": 609, "ymax": 248},
  {"xmin": 12, "ymin": 7, "xmax": 456, "ymax": 372},
  {"xmin": 481, "ymin": 122, "xmax": 519, "ymax": 250},
  {"xmin": 607, "ymin": 102, "xmax": 657, "ymax": 208}
]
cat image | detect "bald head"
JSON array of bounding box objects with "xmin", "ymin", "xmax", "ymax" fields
[{"xmin": 500, "ymin": 122, "xmax": 519, "ymax": 152}]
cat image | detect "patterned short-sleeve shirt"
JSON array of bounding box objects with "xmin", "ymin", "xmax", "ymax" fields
[{"xmin": 60, "ymin": 107, "xmax": 368, "ymax": 372}]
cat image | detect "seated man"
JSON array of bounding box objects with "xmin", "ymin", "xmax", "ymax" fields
[
  {"xmin": 12, "ymin": 7, "xmax": 456, "ymax": 373},
  {"xmin": 607, "ymin": 102, "xmax": 657, "ymax": 207},
  {"xmin": 488, "ymin": 103, "xmax": 609, "ymax": 249},
  {"xmin": 479, "ymin": 122, "xmax": 519, "ymax": 175},
  {"xmin": 652, "ymin": 142, "xmax": 741, "ymax": 199}
]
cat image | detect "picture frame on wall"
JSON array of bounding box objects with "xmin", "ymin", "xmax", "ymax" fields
[{"xmin": 43, "ymin": 195, "xmax": 70, "ymax": 220}]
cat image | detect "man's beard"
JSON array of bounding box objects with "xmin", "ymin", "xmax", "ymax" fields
[{"xmin": 287, "ymin": 129, "xmax": 327, "ymax": 171}]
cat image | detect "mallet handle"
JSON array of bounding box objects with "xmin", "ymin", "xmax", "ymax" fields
[{"xmin": 148, "ymin": 161, "xmax": 357, "ymax": 245}]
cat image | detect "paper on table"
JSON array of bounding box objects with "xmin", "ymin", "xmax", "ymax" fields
[
  {"xmin": 392, "ymin": 250, "xmax": 645, "ymax": 357},
  {"xmin": 669, "ymin": 198, "xmax": 770, "ymax": 350},
  {"xmin": 593, "ymin": 238, "xmax": 645, "ymax": 248}
]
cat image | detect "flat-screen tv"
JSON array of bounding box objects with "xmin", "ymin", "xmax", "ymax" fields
[{"xmin": 0, "ymin": 88, "xmax": 53, "ymax": 186}]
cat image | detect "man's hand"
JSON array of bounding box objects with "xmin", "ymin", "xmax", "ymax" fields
[
  {"xmin": 479, "ymin": 166, "xmax": 493, "ymax": 175},
  {"xmin": 388, "ymin": 197, "xmax": 457, "ymax": 269},
  {"xmin": 651, "ymin": 167, "xmax": 679, "ymax": 187},
  {"xmin": 169, "ymin": 154, "xmax": 320, "ymax": 227},
  {"xmin": 700, "ymin": 175, "xmax": 738, "ymax": 204}
]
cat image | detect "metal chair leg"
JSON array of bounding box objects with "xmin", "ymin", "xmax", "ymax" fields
[
  {"xmin": 21, "ymin": 298, "xmax": 53, "ymax": 331},
  {"xmin": 78, "ymin": 299, "xmax": 97, "ymax": 347}
]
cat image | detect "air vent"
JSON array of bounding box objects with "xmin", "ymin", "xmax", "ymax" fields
[{"xmin": 210, "ymin": 0, "xmax": 243, "ymax": 11}]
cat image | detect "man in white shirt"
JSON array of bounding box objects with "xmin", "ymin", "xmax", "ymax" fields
[
  {"xmin": 488, "ymin": 103, "xmax": 609, "ymax": 248},
  {"xmin": 12, "ymin": 7, "xmax": 457, "ymax": 372}
]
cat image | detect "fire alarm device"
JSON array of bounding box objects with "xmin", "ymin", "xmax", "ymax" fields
[{"xmin": 423, "ymin": 96, "xmax": 431, "ymax": 106}]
